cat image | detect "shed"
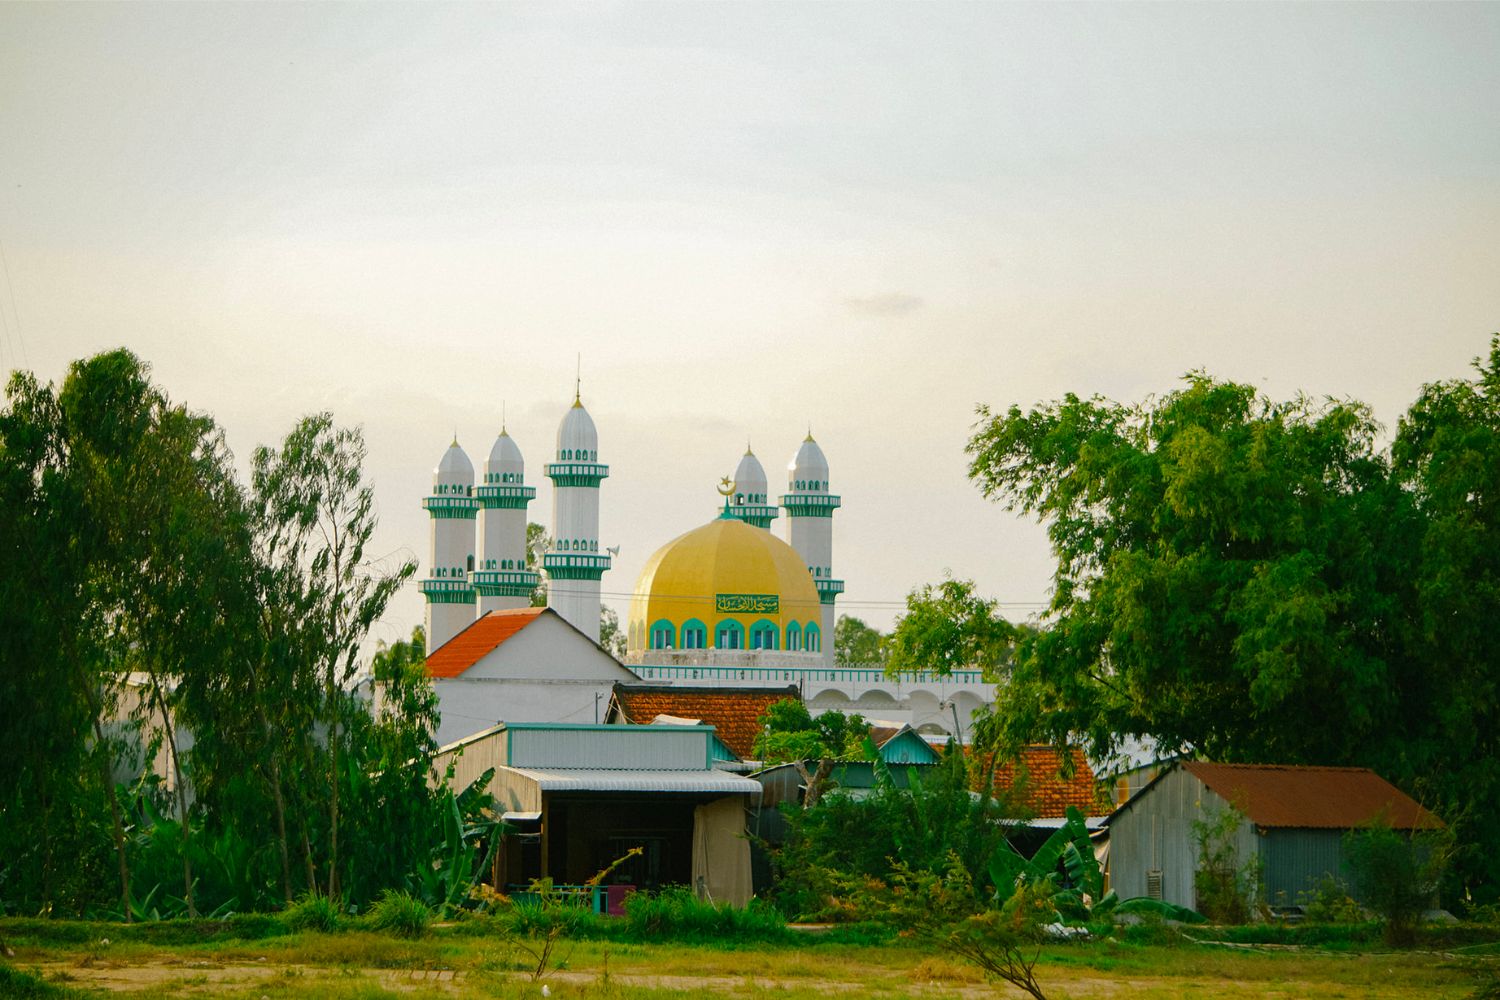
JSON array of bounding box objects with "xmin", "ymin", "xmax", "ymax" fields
[
  {"xmin": 1103, "ymin": 761, "xmax": 1443, "ymax": 910},
  {"xmin": 436, "ymin": 722, "xmax": 760, "ymax": 906}
]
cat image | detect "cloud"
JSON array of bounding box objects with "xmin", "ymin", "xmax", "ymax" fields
[{"xmin": 843, "ymin": 292, "xmax": 925, "ymax": 318}]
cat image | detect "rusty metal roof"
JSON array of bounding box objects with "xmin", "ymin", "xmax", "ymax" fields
[
  {"xmin": 1182, "ymin": 762, "xmax": 1443, "ymax": 830},
  {"xmin": 609, "ymin": 683, "xmax": 798, "ymax": 759}
]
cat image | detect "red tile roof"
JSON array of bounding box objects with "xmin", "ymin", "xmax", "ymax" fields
[
  {"xmin": 610, "ymin": 684, "xmax": 799, "ymax": 759},
  {"xmin": 971, "ymin": 745, "xmax": 1106, "ymax": 819},
  {"xmin": 425, "ymin": 608, "xmax": 548, "ymax": 678},
  {"xmin": 1182, "ymin": 762, "xmax": 1443, "ymax": 830}
]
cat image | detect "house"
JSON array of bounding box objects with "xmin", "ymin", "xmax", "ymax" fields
[
  {"xmin": 1104, "ymin": 761, "xmax": 1444, "ymax": 910},
  {"xmin": 604, "ymin": 683, "xmax": 800, "ymax": 761},
  {"xmin": 424, "ymin": 607, "xmax": 640, "ymax": 747},
  {"xmin": 434, "ymin": 722, "xmax": 761, "ymax": 906}
]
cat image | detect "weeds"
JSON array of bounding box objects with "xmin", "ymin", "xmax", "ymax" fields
[{"xmin": 283, "ymin": 892, "xmax": 343, "ymax": 933}]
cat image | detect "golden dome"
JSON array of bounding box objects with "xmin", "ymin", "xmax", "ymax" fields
[{"xmin": 628, "ymin": 517, "xmax": 822, "ymax": 654}]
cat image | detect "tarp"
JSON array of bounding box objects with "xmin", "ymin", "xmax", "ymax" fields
[{"xmin": 691, "ymin": 795, "xmax": 752, "ymax": 907}]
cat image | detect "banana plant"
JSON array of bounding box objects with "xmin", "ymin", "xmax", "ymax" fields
[{"xmin": 987, "ymin": 805, "xmax": 1203, "ymax": 925}]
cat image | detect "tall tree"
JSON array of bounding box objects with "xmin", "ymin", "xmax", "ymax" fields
[
  {"xmin": 252, "ymin": 414, "xmax": 416, "ymax": 900},
  {"xmin": 527, "ymin": 522, "xmax": 550, "ymax": 607},
  {"xmin": 1390, "ymin": 337, "xmax": 1500, "ymax": 897},
  {"xmin": 964, "ymin": 375, "xmax": 1410, "ymax": 768}
]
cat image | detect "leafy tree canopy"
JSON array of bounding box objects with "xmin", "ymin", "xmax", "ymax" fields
[
  {"xmin": 886, "ymin": 577, "xmax": 1016, "ymax": 679},
  {"xmin": 833, "ymin": 615, "xmax": 886, "ymax": 668}
]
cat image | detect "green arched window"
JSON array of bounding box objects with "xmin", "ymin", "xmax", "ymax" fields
[
  {"xmin": 715, "ymin": 620, "xmax": 744, "ymax": 650},
  {"xmin": 681, "ymin": 619, "xmax": 707, "ymax": 649},
  {"xmin": 649, "ymin": 618, "xmax": 676, "ymax": 650},
  {"xmin": 804, "ymin": 621, "xmax": 821, "ymax": 653},
  {"xmin": 786, "ymin": 621, "xmax": 802, "ymax": 651},
  {"xmin": 749, "ymin": 619, "xmax": 779, "ymax": 651}
]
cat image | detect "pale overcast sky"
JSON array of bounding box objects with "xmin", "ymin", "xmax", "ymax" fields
[{"xmin": 2, "ymin": 3, "xmax": 1497, "ymax": 646}]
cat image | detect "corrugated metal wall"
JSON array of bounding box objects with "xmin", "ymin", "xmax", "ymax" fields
[
  {"xmin": 508, "ymin": 726, "xmax": 708, "ymax": 770},
  {"xmin": 1262, "ymin": 829, "xmax": 1345, "ymax": 905},
  {"xmin": 1106, "ymin": 767, "xmax": 1258, "ymax": 910}
]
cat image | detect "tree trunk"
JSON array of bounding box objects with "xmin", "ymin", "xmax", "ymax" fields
[{"xmin": 92, "ymin": 715, "xmax": 132, "ymax": 922}]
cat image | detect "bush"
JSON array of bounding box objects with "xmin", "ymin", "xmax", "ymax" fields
[
  {"xmin": 282, "ymin": 892, "xmax": 342, "ymax": 933},
  {"xmin": 366, "ymin": 890, "xmax": 432, "ymax": 939},
  {"xmin": 1344, "ymin": 821, "xmax": 1450, "ymax": 948},
  {"xmin": 621, "ymin": 887, "xmax": 789, "ymax": 943},
  {"xmin": 1300, "ymin": 875, "xmax": 1364, "ymax": 923},
  {"xmin": 1191, "ymin": 807, "xmax": 1259, "ymax": 924}
]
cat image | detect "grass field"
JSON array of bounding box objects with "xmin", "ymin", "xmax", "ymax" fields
[{"xmin": 3, "ymin": 917, "xmax": 1498, "ymax": 999}]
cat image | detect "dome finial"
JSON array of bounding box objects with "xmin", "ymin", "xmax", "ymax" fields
[
  {"xmin": 745, "ymin": 438, "xmax": 754, "ymax": 457},
  {"xmin": 573, "ymin": 353, "xmax": 583, "ymax": 407},
  {"xmin": 805, "ymin": 424, "xmax": 815, "ymax": 443},
  {"xmin": 500, "ymin": 400, "xmax": 507, "ymax": 436},
  {"xmin": 452, "ymin": 429, "xmax": 459, "ymax": 447},
  {"xmin": 717, "ymin": 475, "xmax": 735, "ymax": 518}
]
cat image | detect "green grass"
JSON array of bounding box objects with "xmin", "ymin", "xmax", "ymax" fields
[{"xmin": 4, "ymin": 914, "xmax": 1498, "ymax": 998}]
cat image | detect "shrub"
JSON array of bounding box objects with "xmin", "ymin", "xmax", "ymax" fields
[
  {"xmin": 1191, "ymin": 806, "xmax": 1259, "ymax": 924},
  {"xmin": 1300, "ymin": 874, "xmax": 1364, "ymax": 923},
  {"xmin": 1344, "ymin": 821, "xmax": 1450, "ymax": 947},
  {"xmin": 282, "ymin": 892, "xmax": 342, "ymax": 933},
  {"xmin": 621, "ymin": 887, "xmax": 789, "ymax": 943},
  {"xmin": 366, "ymin": 890, "xmax": 433, "ymax": 939}
]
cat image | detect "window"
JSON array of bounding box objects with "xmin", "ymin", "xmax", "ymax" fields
[
  {"xmin": 750, "ymin": 620, "xmax": 778, "ymax": 650},
  {"xmin": 715, "ymin": 620, "xmax": 744, "ymax": 650},
  {"xmin": 805, "ymin": 622, "xmax": 821, "ymax": 653},
  {"xmin": 649, "ymin": 619, "xmax": 675, "ymax": 650},
  {"xmin": 787, "ymin": 622, "xmax": 802, "ymax": 651},
  {"xmin": 466, "ymin": 555, "xmax": 474, "ymax": 572},
  {"xmin": 681, "ymin": 619, "xmax": 707, "ymax": 649}
]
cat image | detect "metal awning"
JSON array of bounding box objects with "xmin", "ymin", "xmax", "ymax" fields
[
  {"xmin": 501, "ymin": 810, "xmax": 542, "ymax": 823},
  {"xmin": 502, "ymin": 766, "xmax": 762, "ymax": 796}
]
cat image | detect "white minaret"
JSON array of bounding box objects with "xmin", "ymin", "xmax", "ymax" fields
[
  {"xmin": 782, "ymin": 432, "xmax": 841, "ymax": 666},
  {"xmin": 542, "ymin": 394, "xmax": 611, "ymax": 643},
  {"xmin": 473, "ymin": 428, "xmax": 540, "ymax": 614},
  {"xmin": 727, "ymin": 444, "xmax": 779, "ymax": 530},
  {"xmin": 419, "ymin": 439, "xmax": 478, "ymax": 655}
]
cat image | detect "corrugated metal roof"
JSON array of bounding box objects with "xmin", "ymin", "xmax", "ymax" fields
[
  {"xmin": 426, "ymin": 608, "xmax": 548, "ymax": 678},
  {"xmin": 503, "ymin": 766, "xmax": 763, "ymax": 796},
  {"xmin": 1182, "ymin": 762, "xmax": 1443, "ymax": 830}
]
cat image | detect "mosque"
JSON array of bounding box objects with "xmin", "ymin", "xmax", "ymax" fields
[{"xmin": 419, "ymin": 393, "xmax": 993, "ymax": 741}]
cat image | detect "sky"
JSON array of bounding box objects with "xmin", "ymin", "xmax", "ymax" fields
[{"xmin": 2, "ymin": 3, "xmax": 1497, "ymax": 648}]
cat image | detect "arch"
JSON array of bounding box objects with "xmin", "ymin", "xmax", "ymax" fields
[
  {"xmin": 748, "ymin": 618, "xmax": 779, "ymax": 651},
  {"xmin": 855, "ymin": 689, "xmax": 899, "ymax": 708},
  {"xmin": 804, "ymin": 621, "xmax": 822, "ymax": 653},
  {"xmin": 648, "ymin": 618, "xmax": 676, "ymax": 650},
  {"xmin": 714, "ymin": 619, "xmax": 744, "ymax": 650},
  {"xmin": 786, "ymin": 621, "xmax": 802, "ymax": 652},
  {"xmin": 680, "ymin": 619, "xmax": 707, "ymax": 650},
  {"xmin": 808, "ymin": 690, "xmax": 853, "ymax": 710}
]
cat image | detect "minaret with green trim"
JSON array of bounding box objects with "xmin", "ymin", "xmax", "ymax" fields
[
  {"xmin": 542, "ymin": 393, "xmax": 611, "ymax": 643},
  {"xmin": 727, "ymin": 444, "xmax": 780, "ymax": 530},
  {"xmin": 782, "ymin": 431, "xmax": 842, "ymax": 666},
  {"xmin": 473, "ymin": 427, "xmax": 540, "ymax": 614},
  {"xmin": 420, "ymin": 439, "xmax": 478, "ymax": 655}
]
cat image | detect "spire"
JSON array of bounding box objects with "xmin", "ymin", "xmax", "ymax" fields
[
  {"xmin": 573, "ymin": 353, "xmax": 582, "ymax": 407},
  {"xmin": 805, "ymin": 425, "xmax": 815, "ymax": 443},
  {"xmin": 501, "ymin": 400, "xmax": 507, "ymax": 435},
  {"xmin": 745, "ymin": 438, "xmax": 754, "ymax": 456},
  {"xmin": 717, "ymin": 475, "xmax": 735, "ymax": 519}
]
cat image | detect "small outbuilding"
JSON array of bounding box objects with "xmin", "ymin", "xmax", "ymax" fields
[
  {"xmin": 1104, "ymin": 761, "xmax": 1443, "ymax": 910},
  {"xmin": 435, "ymin": 721, "xmax": 760, "ymax": 906}
]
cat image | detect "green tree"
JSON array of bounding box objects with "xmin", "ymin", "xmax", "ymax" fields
[
  {"xmin": 833, "ymin": 615, "xmax": 886, "ymax": 668},
  {"xmin": 886, "ymin": 577, "xmax": 1016, "ymax": 678},
  {"xmin": 1390, "ymin": 338, "xmax": 1500, "ymax": 900},
  {"xmin": 527, "ymin": 522, "xmax": 549, "ymax": 607},
  {"xmin": 964, "ymin": 375, "xmax": 1410, "ymax": 768},
  {"xmin": 754, "ymin": 701, "xmax": 867, "ymax": 807},
  {"xmin": 598, "ymin": 606, "xmax": 626, "ymax": 658},
  {"xmin": 252, "ymin": 414, "xmax": 417, "ymax": 900}
]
